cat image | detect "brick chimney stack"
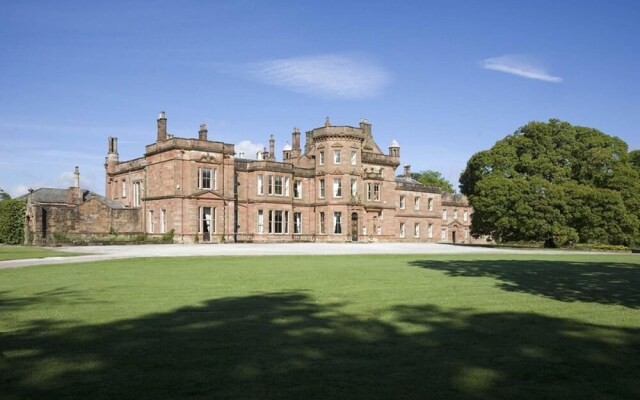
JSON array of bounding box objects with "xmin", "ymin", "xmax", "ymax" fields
[
  {"xmin": 199, "ymin": 123, "xmax": 208, "ymax": 141},
  {"xmin": 157, "ymin": 111, "xmax": 167, "ymax": 142},
  {"xmin": 404, "ymin": 164, "xmax": 411, "ymax": 178},
  {"xmin": 74, "ymin": 165, "xmax": 80, "ymax": 188},
  {"xmin": 292, "ymin": 127, "xmax": 301, "ymax": 158},
  {"xmin": 67, "ymin": 166, "xmax": 83, "ymax": 205},
  {"xmin": 269, "ymin": 134, "xmax": 275, "ymax": 160}
]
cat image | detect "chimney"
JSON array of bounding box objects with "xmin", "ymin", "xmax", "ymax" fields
[
  {"xmin": 106, "ymin": 137, "xmax": 119, "ymax": 166},
  {"xmin": 359, "ymin": 118, "xmax": 371, "ymax": 138},
  {"xmin": 157, "ymin": 111, "xmax": 167, "ymax": 142},
  {"xmin": 74, "ymin": 165, "xmax": 80, "ymax": 188},
  {"xmin": 269, "ymin": 134, "xmax": 275, "ymax": 160},
  {"xmin": 292, "ymin": 127, "xmax": 301, "ymax": 157},
  {"xmin": 108, "ymin": 137, "xmax": 118, "ymax": 155},
  {"xmin": 198, "ymin": 123, "xmax": 208, "ymax": 141},
  {"xmin": 404, "ymin": 164, "xmax": 411, "ymax": 178},
  {"xmin": 67, "ymin": 166, "xmax": 83, "ymax": 205}
]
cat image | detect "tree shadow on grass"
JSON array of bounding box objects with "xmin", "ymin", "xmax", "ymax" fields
[
  {"xmin": 410, "ymin": 259, "xmax": 640, "ymax": 308},
  {"xmin": 1, "ymin": 291, "xmax": 639, "ymax": 400}
]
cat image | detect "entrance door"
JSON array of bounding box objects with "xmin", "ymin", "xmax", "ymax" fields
[
  {"xmin": 351, "ymin": 213, "xmax": 358, "ymax": 242},
  {"xmin": 452, "ymin": 231, "xmax": 457, "ymax": 244}
]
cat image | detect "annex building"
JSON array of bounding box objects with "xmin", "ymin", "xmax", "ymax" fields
[{"xmin": 24, "ymin": 113, "xmax": 478, "ymax": 245}]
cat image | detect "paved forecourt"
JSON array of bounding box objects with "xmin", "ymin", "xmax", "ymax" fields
[{"xmin": 0, "ymin": 242, "xmax": 613, "ymax": 269}]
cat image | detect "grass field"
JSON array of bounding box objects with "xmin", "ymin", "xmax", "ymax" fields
[
  {"xmin": 0, "ymin": 246, "xmax": 79, "ymax": 261},
  {"xmin": 1, "ymin": 254, "xmax": 639, "ymax": 399}
]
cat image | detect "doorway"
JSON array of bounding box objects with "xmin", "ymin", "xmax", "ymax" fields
[{"xmin": 351, "ymin": 212, "xmax": 358, "ymax": 242}]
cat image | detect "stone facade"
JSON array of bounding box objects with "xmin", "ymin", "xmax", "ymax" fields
[
  {"xmin": 22, "ymin": 169, "xmax": 143, "ymax": 246},
  {"xmin": 22, "ymin": 113, "xmax": 482, "ymax": 245},
  {"xmin": 100, "ymin": 113, "xmax": 480, "ymax": 244}
]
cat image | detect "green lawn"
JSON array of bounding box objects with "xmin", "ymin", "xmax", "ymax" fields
[
  {"xmin": 0, "ymin": 246, "xmax": 80, "ymax": 261},
  {"xmin": 1, "ymin": 254, "xmax": 639, "ymax": 399}
]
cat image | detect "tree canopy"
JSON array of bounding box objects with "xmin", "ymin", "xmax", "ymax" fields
[
  {"xmin": 409, "ymin": 170, "xmax": 454, "ymax": 193},
  {"xmin": 460, "ymin": 119, "xmax": 640, "ymax": 247},
  {"xmin": 0, "ymin": 188, "xmax": 10, "ymax": 201}
]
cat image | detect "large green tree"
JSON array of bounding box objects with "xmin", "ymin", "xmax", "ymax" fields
[
  {"xmin": 409, "ymin": 170, "xmax": 454, "ymax": 193},
  {"xmin": 0, "ymin": 188, "xmax": 10, "ymax": 201},
  {"xmin": 460, "ymin": 119, "xmax": 640, "ymax": 247}
]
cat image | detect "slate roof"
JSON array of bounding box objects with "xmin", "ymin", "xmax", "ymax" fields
[{"xmin": 19, "ymin": 188, "xmax": 126, "ymax": 209}]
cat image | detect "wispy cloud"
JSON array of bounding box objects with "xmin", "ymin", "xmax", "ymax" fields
[
  {"xmin": 246, "ymin": 54, "xmax": 391, "ymax": 99},
  {"xmin": 235, "ymin": 140, "xmax": 264, "ymax": 159},
  {"xmin": 482, "ymin": 54, "xmax": 562, "ymax": 83}
]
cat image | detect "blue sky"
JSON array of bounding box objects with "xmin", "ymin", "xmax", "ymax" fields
[{"xmin": 2, "ymin": 0, "xmax": 639, "ymax": 196}]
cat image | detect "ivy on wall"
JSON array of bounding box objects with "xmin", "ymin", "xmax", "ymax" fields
[{"xmin": 0, "ymin": 199, "xmax": 26, "ymax": 244}]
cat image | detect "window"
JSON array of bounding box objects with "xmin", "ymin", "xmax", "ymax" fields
[
  {"xmin": 351, "ymin": 150, "xmax": 357, "ymax": 165},
  {"xmin": 160, "ymin": 209, "xmax": 166, "ymax": 234},
  {"xmin": 442, "ymin": 209, "xmax": 448, "ymax": 220},
  {"xmin": 333, "ymin": 212, "xmax": 342, "ymax": 234},
  {"xmin": 273, "ymin": 210, "xmax": 283, "ymax": 233},
  {"xmin": 399, "ymin": 195, "xmax": 406, "ymax": 209},
  {"xmin": 198, "ymin": 167, "xmax": 214, "ymax": 190},
  {"xmin": 268, "ymin": 175, "xmax": 273, "ymax": 195},
  {"xmin": 400, "ymin": 222, "xmax": 406, "ymax": 238},
  {"xmin": 464, "ymin": 228, "xmax": 469, "ymax": 239},
  {"xmin": 414, "ymin": 223, "xmax": 420, "ymax": 238},
  {"xmin": 294, "ymin": 212, "xmax": 302, "ymax": 234},
  {"xmin": 319, "ymin": 150, "xmax": 325, "ymax": 165},
  {"xmin": 274, "ymin": 176, "xmax": 283, "ymax": 195},
  {"xmin": 428, "ymin": 223, "xmax": 433, "ymax": 238},
  {"xmin": 333, "ymin": 178, "xmax": 342, "ymax": 198},
  {"xmin": 257, "ymin": 210, "xmax": 264, "ymax": 234},
  {"xmin": 334, "ymin": 149, "xmax": 341, "ymax": 164},
  {"xmin": 350, "ymin": 179, "xmax": 357, "ymax": 198},
  {"xmin": 463, "ymin": 210, "xmax": 468, "ymax": 222},
  {"xmin": 294, "ymin": 180, "xmax": 302, "ymax": 199},
  {"xmin": 319, "ymin": 212, "xmax": 325, "ymax": 234},
  {"xmin": 148, "ymin": 210, "xmax": 154, "ymax": 233},
  {"xmin": 319, "ymin": 179, "xmax": 325, "ymax": 198},
  {"xmin": 267, "ymin": 210, "xmax": 288, "ymax": 234},
  {"xmin": 199, "ymin": 207, "xmax": 215, "ymax": 235},
  {"xmin": 133, "ymin": 182, "xmax": 141, "ymax": 207},
  {"xmin": 428, "ymin": 198, "xmax": 434, "ymax": 211},
  {"xmin": 257, "ymin": 175, "xmax": 264, "ymax": 195},
  {"xmin": 284, "ymin": 211, "xmax": 289, "ymax": 234},
  {"xmin": 122, "ymin": 181, "xmax": 127, "ymax": 198},
  {"xmin": 414, "ymin": 196, "xmax": 420, "ymax": 210},
  {"xmin": 441, "ymin": 228, "xmax": 447, "ymax": 240},
  {"xmin": 367, "ymin": 183, "xmax": 381, "ymax": 201},
  {"xmin": 453, "ymin": 210, "xmax": 458, "ymax": 220}
]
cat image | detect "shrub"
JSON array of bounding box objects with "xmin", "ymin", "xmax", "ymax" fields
[{"xmin": 0, "ymin": 199, "xmax": 26, "ymax": 244}]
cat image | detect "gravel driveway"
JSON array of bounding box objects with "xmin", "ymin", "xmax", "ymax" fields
[{"xmin": 0, "ymin": 242, "xmax": 618, "ymax": 269}]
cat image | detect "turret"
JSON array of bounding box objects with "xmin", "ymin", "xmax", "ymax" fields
[{"xmin": 389, "ymin": 139, "xmax": 400, "ymax": 158}]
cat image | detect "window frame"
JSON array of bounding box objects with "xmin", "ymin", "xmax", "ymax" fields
[{"xmin": 333, "ymin": 178, "xmax": 342, "ymax": 198}]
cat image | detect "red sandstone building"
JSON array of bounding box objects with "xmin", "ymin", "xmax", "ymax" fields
[{"xmin": 24, "ymin": 113, "xmax": 477, "ymax": 245}]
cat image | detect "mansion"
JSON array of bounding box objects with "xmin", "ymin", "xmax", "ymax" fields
[{"xmin": 24, "ymin": 113, "xmax": 479, "ymax": 245}]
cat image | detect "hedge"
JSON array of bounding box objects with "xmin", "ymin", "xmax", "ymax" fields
[{"xmin": 0, "ymin": 199, "xmax": 25, "ymax": 244}]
